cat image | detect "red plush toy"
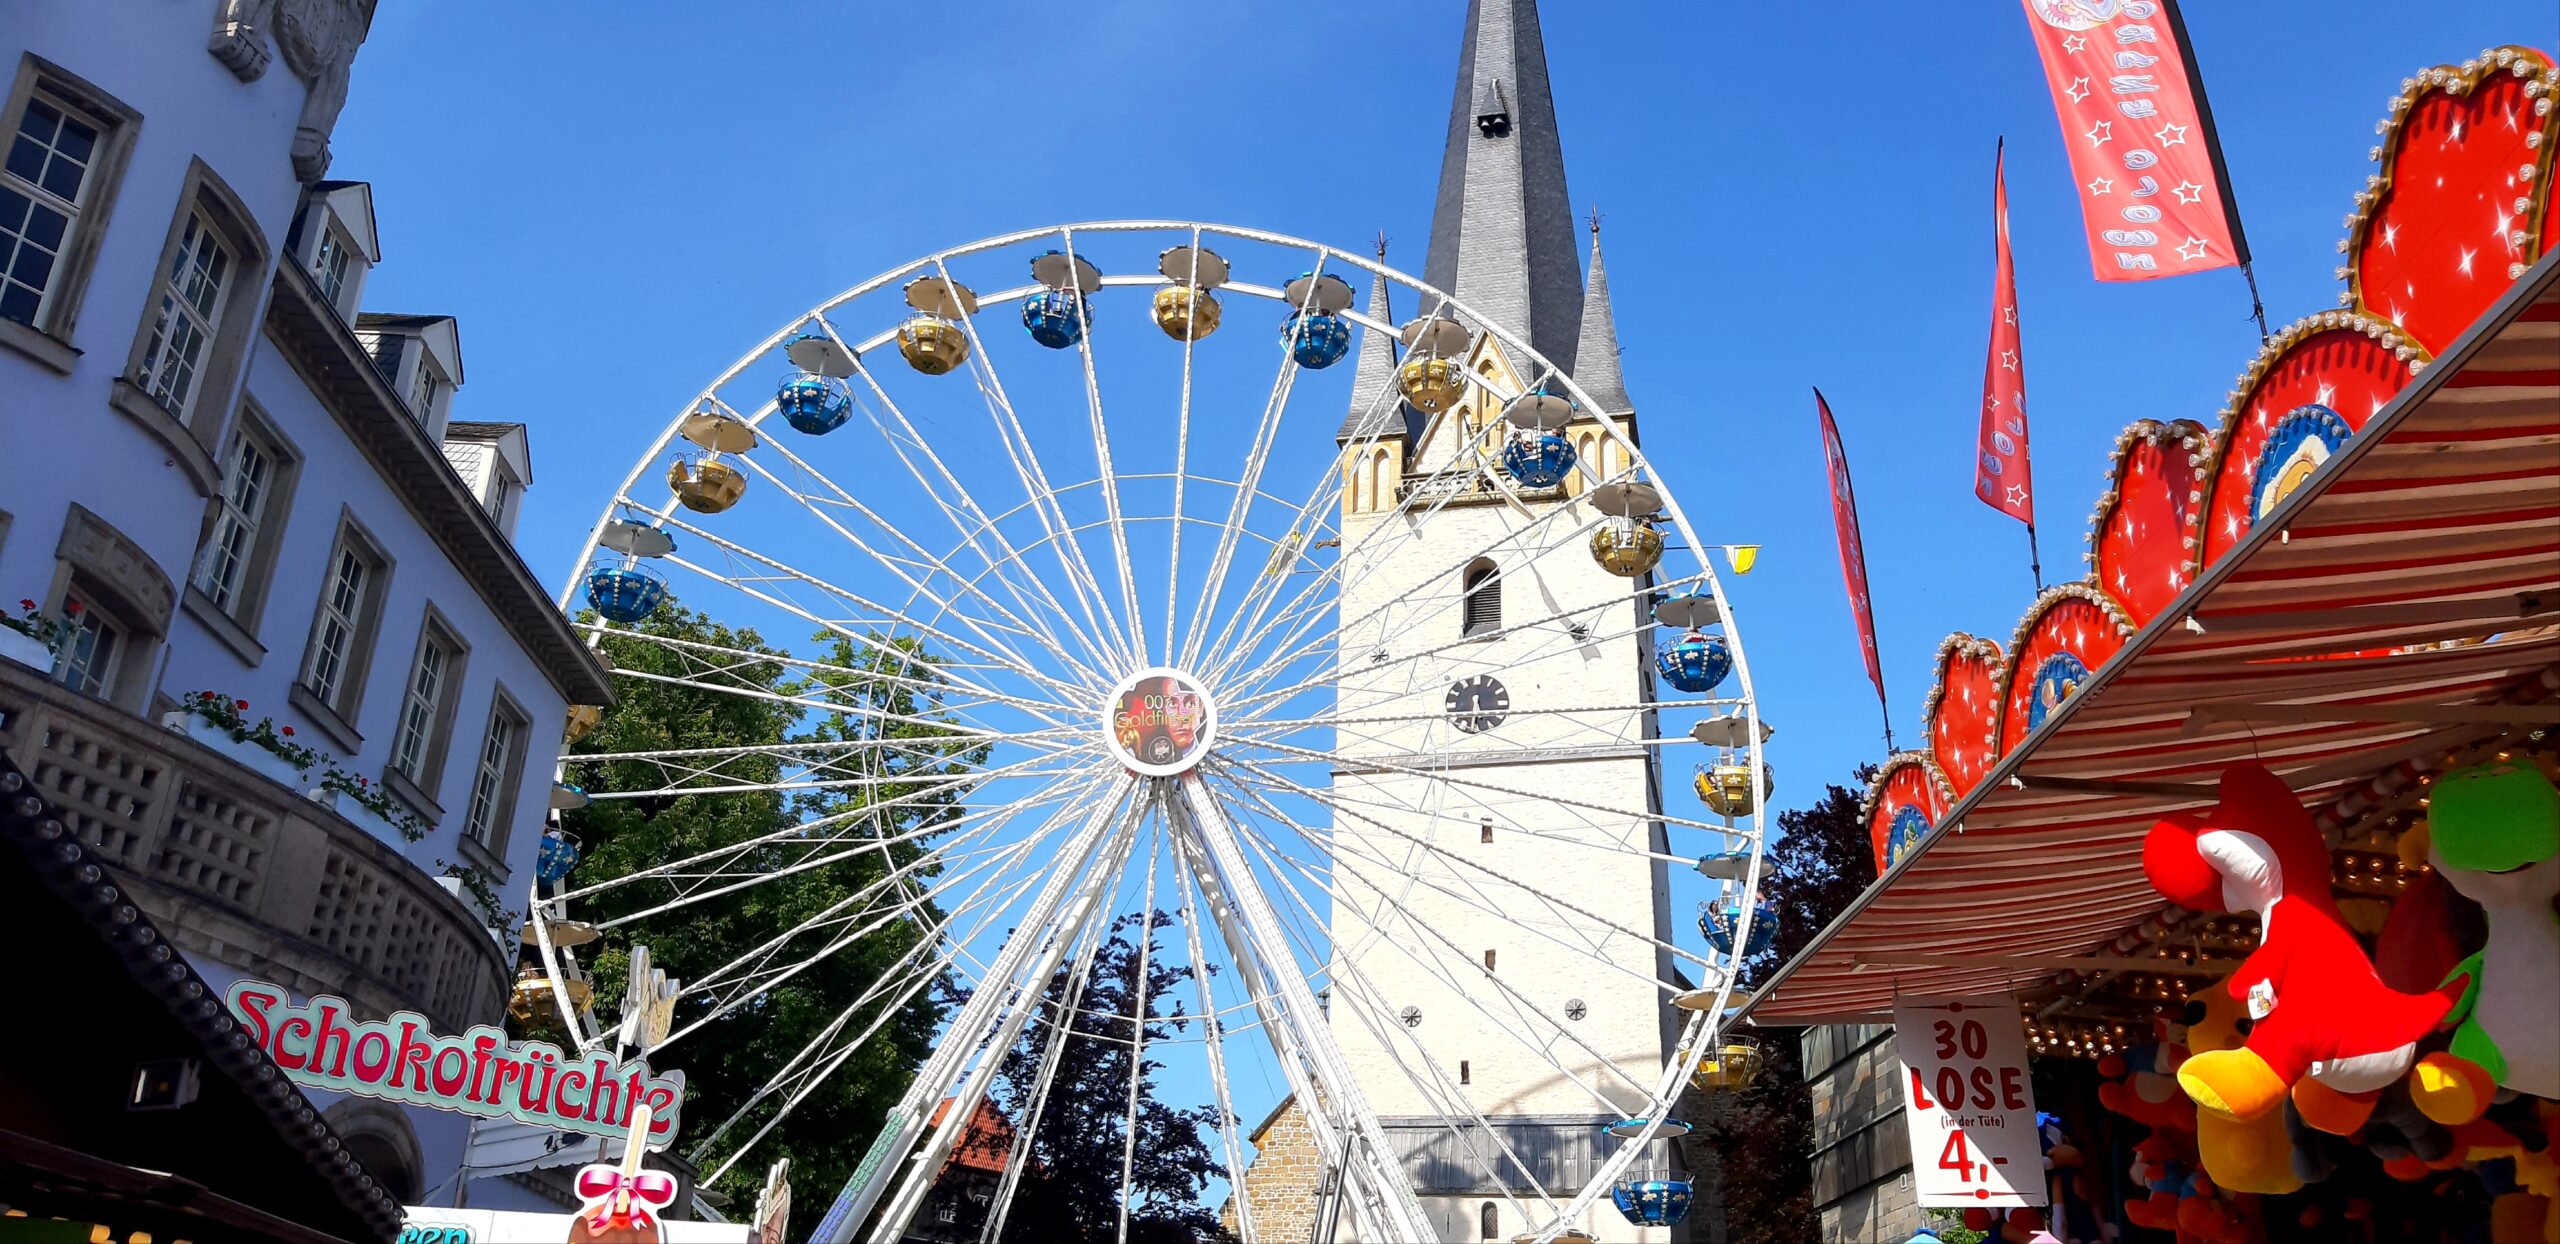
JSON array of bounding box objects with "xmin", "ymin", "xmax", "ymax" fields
[{"xmin": 2142, "ymin": 763, "xmax": 2454, "ymax": 1120}]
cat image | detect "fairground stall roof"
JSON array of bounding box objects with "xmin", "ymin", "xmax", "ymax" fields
[{"xmin": 1745, "ymin": 46, "xmax": 2560, "ymax": 1028}]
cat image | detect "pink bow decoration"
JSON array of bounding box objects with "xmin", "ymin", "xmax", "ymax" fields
[{"xmin": 575, "ymin": 1163, "xmax": 677, "ymax": 1232}]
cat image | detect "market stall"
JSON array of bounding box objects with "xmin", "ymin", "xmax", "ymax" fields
[{"xmin": 1744, "ymin": 46, "xmax": 2560, "ymax": 1244}]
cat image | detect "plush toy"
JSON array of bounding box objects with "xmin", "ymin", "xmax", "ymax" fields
[
  {"xmin": 2375, "ymin": 866, "xmax": 2462, "ymax": 995},
  {"xmin": 2174, "ymin": 971, "xmax": 2305, "ymax": 1195},
  {"xmin": 2124, "ymin": 1133, "xmax": 2246, "ymax": 1244},
  {"xmin": 2426, "ymin": 762, "xmax": 2560, "ymax": 1103},
  {"xmin": 2142, "ymin": 763, "xmax": 2464, "ymax": 1120},
  {"xmin": 2097, "ymin": 1019, "xmax": 2198, "ymax": 1133}
]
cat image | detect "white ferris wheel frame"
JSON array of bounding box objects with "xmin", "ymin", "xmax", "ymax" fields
[{"xmin": 544, "ymin": 220, "xmax": 1773, "ymax": 1244}]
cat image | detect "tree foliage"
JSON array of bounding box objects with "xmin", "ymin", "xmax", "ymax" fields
[
  {"xmin": 1706, "ymin": 765, "xmax": 1877, "ymax": 1244},
  {"xmin": 554, "ymin": 602, "xmax": 985, "ymax": 1239},
  {"xmin": 935, "ymin": 910, "xmax": 1233, "ymax": 1244}
]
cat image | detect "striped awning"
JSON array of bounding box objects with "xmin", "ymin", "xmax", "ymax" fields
[{"xmin": 1745, "ymin": 250, "xmax": 2560, "ymax": 1025}]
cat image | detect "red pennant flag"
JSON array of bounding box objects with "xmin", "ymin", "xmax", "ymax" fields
[
  {"xmin": 2019, "ymin": 0, "xmax": 2247, "ymax": 281},
  {"xmin": 1816, "ymin": 390, "xmax": 1886, "ymax": 710},
  {"xmin": 1975, "ymin": 144, "xmax": 2035, "ymax": 526}
]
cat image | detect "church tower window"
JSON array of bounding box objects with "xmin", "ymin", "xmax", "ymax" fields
[{"xmin": 1461, "ymin": 560, "xmax": 1500, "ymax": 637}]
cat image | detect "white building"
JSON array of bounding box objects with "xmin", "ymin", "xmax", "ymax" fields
[{"xmin": 0, "ymin": 0, "xmax": 611, "ymax": 1205}]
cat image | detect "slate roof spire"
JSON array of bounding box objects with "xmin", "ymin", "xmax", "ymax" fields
[
  {"xmin": 1572, "ymin": 210, "xmax": 1631, "ymax": 416},
  {"xmin": 1339, "ymin": 234, "xmax": 1403, "ymax": 441},
  {"xmin": 1424, "ymin": 0, "xmax": 1584, "ymax": 376}
]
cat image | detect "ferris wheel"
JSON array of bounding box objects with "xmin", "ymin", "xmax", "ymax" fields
[{"xmin": 545, "ymin": 221, "xmax": 1771, "ymax": 1244}]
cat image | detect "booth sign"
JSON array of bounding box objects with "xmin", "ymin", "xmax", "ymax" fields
[{"xmin": 1892, "ymin": 994, "xmax": 2046, "ymax": 1207}]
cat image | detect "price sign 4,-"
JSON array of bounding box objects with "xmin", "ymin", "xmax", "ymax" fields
[{"xmin": 1891, "ymin": 995, "xmax": 2047, "ymax": 1208}]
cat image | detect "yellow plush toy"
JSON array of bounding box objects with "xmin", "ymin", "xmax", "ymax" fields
[{"xmin": 2186, "ymin": 972, "xmax": 2304, "ymax": 1195}]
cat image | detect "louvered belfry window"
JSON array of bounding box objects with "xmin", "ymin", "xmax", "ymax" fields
[{"xmin": 1461, "ymin": 561, "xmax": 1499, "ymax": 637}]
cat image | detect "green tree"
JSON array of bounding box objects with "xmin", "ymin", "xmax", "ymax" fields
[
  {"xmin": 936, "ymin": 911, "xmax": 1234, "ymax": 1244},
  {"xmin": 557, "ymin": 603, "xmax": 985, "ymax": 1239},
  {"xmin": 1704, "ymin": 765, "xmax": 1878, "ymax": 1244}
]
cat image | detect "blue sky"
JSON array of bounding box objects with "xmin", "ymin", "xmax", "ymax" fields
[
  {"xmin": 338, "ymin": 0, "xmax": 2545, "ymax": 812},
  {"xmin": 331, "ymin": 0, "xmax": 2546, "ymax": 1189}
]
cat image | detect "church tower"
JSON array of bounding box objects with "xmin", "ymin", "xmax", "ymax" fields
[{"xmin": 1315, "ymin": 2, "xmax": 1678, "ymax": 1241}]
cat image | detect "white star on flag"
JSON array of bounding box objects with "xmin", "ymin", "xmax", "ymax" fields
[
  {"xmin": 2154, "ymin": 122, "xmax": 2189, "ymax": 147},
  {"xmin": 2001, "ymin": 350, "xmax": 2019, "ymax": 372},
  {"xmin": 1986, "ymin": 394, "xmax": 2002, "ymax": 410},
  {"xmin": 2087, "ymin": 176, "xmax": 2114, "ymax": 196},
  {"xmin": 2066, "ymin": 76, "xmax": 2093, "ymax": 103},
  {"xmin": 2172, "ymin": 181, "xmax": 2205, "ymax": 205},
  {"xmin": 2006, "ymin": 484, "xmax": 2029, "ymax": 505},
  {"xmin": 2062, "ymin": 33, "xmax": 2087, "ymax": 53},
  {"xmin": 2003, "ymin": 305, "xmax": 2018, "ymax": 326},
  {"xmin": 2085, "ymin": 121, "xmax": 2112, "ymax": 146},
  {"xmin": 2175, "ymin": 237, "xmax": 2212, "ymax": 262}
]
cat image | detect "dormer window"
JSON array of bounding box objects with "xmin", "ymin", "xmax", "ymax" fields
[
  {"xmin": 312, "ymin": 225, "xmax": 353, "ymax": 306},
  {"xmin": 408, "ymin": 357, "xmax": 447, "ymax": 426},
  {"xmin": 1474, "ymin": 79, "xmax": 1511, "ymax": 138}
]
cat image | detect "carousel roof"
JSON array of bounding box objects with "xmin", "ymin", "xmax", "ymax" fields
[{"xmin": 1746, "ymin": 45, "xmax": 2560, "ymax": 1025}]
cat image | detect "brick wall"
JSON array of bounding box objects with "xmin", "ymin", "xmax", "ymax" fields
[{"xmin": 1220, "ymin": 1097, "xmax": 1325, "ymax": 1243}]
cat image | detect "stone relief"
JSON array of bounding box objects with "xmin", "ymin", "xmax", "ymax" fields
[{"xmin": 206, "ymin": 0, "xmax": 379, "ymax": 182}]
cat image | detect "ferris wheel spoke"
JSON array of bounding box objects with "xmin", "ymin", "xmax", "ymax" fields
[
  {"xmin": 1160, "ymin": 816, "xmax": 1408, "ymax": 1244},
  {"xmin": 826, "ymin": 347, "xmax": 1131, "ymax": 690},
  {"xmin": 1175, "ymin": 251, "xmax": 1339, "ymax": 676},
  {"xmin": 933, "ymin": 257, "xmax": 1140, "ymax": 673},
  {"xmin": 868, "ymin": 787, "xmax": 1153, "ymax": 1244},
  {"xmin": 562, "ymin": 746, "xmax": 1091, "ymax": 909},
  {"xmin": 1214, "ymin": 790, "xmax": 1587, "ymax": 1220},
  {"xmin": 1235, "ymin": 724, "xmax": 1751, "ymax": 840},
  {"xmin": 1160, "ymin": 227, "xmax": 1206, "ymax": 667},
  {"xmin": 1058, "ymin": 227, "xmax": 1154, "ymax": 671},
  {"xmin": 641, "ymin": 510, "xmax": 1093, "ymax": 717},
  {"xmin": 979, "ymin": 866, "xmax": 1123, "ymax": 1244},
  {"xmin": 1214, "ymin": 756, "xmax": 1712, "ymax": 978},
  {"xmin": 688, "ymin": 784, "xmax": 1106, "ymax": 1182},
  {"xmin": 1111, "ymin": 813, "xmax": 1166, "ymax": 1244},
  {"xmin": 728, "ymin": 430, "xmax": 1116, "ymax": 697},
  {"xmin": 569, "ymin": 622, "xmax": 1072, "ymax": 736},
  {"xmin": 1169, "ymin": 838, "xmax": 1259, "ymax": 1244},
  {"xmin": 1188, "ymin": 361, "xmax": 1440, "ymax": 691}
]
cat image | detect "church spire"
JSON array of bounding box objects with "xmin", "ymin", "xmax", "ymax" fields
[
  {"xmin": 1339, "ymin": 234, "xmax": 1403, "ymax": 441},
  {"xmin": 1424, "ymin": 0, "xmax": 1584, "ymax": 374},
  {"xmin": 1572, "ymin": 210, "xmax": 1630, "ymax": 416}
]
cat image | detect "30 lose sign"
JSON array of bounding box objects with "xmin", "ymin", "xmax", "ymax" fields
[{"xmin": 1908, "ymin": 1017, "xmax": 2031, "ymax": 1113}]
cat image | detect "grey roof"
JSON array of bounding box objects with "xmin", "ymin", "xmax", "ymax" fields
[
  {"xmin": 1423, "ymin": 0, "xmax": 1584, "ymax": 379},
  {"xmin": 1572, "ymin": 220, "xmax": 1631, "ymax": 415},
  {"xmin": 1338, "ymin": 257, "xmax": 1409, "ymax": 441},
  {"xmin": 443, "ymin": 420, "xmax": 523, "ymax": 439},
  {"xmin": 353, "ymin": 311, "xmax": 452, "ymax": 329}
]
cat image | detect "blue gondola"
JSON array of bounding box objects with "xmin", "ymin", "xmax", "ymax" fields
[
  {"xmin": 1500, "ymin": 430, "xmax": 1576, "ymax": 487},
  {"xmin": 1021, "ymin": 289, "xmax": 1090, "ymax": 349},
  {"xmin": 776, "ymin": 370, "xmax": 853, "ymax": 435},
  {"xmin": 1281, "ymin": 310, "xmax": 1351, "ymax": 369},
  {"xmin": 1656, "ymin": 629, "xmax": 1733, "ymax": 694},
  {"xmin": 585, "ymin": 562, "xmax": 667, "ymax": 623}
]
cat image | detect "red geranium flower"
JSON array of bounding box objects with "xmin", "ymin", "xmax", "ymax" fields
[
  {"xmin": 64, "ymin": 601, "xmax": 83, "ymax": 614},
  {"xmin": 17, "ymin": 599, "xmax": 32, "ymax": 610},
  {"xmin": 280, "ymin": 726, "xmax": 295, "ymax": 737}
]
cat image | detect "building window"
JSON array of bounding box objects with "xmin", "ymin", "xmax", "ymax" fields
[
  {"xmin": 1479, "ymin": 818, "xmax": 1493, "ymax": 844},
  {"xmin": 51, "ymin": 588, "xmax": 121, "ymax": 697},
  {"xmin": 1461, "ymin": 560, "xmax": 1499, "ymax": 637},
  {"xmin": 1459, "ymin": 1060, "xmax": 1470, "ymax": 1085},
  {"xmin": 0, "ymin": 88, "xmax": 104, "ymax": 328},
  {"xmin": 135, "ymin": 208, "xmax": 231, "ymax": 416},
  {"xmin": 306, "ymin": 545, "xmax": 370, "ymax": 704},
  {"xmin": 463, "ymin": 693, "xmax": 529, "ymax": 851},
  {"xmin": 294, "ymin": 514, "xmax": 392, "ymax": 741},
  {"xmin": 312, "ymin": 225, "xmax": 352, "ymax": 306},
  {"xmin": 390, "ymin": 621, "xmax": 463, "ymax": 784},
  {"xmin": 198, "ymin": 434, "xmax": 272, "ymax": 611},
  {"xmin": 407, "ymin": 359, "xmax": 445, "ymax": 425},
  {"xmin": 1480, "ymin": 1202, "xmax": 1498, "ymax": 1240},
  {"xmin": 1483, "ymin": 949, "xmax": 1497, "ymax": 972}
]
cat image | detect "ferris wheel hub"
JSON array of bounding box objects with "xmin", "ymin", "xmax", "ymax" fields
[{"xmin": 1103, "ymin": 666, "xmax": 1218, "ymax": 777}]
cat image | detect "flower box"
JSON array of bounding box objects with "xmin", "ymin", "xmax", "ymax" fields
[
  {"xmin": 0, "ymin": 627, "xmax": 53, "ymax": 672},
  {"xmin": 307, "ymin": 784, "xmax": 405, "ymax": 843},
  {"xmin": 163, "ymin": 711, "xmax": 311, "ymax": 789}
]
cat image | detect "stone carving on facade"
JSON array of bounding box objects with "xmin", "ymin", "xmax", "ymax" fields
[
  {"xmin": 57, "ymin": 503, "xmax": 175, "ymax": 633},
  {"xmin": 206, "ymin": 0, "xmax": 379, "ymax": 182}
]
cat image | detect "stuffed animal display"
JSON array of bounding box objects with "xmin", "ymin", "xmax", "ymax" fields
[
  {"xmin": 2142, "ymin": 763, "xmax": 2465, "ymax": 1121},
  {"xmin": 2425, "ymin": 763, "xmax": 2560, "ymax": 1102}
]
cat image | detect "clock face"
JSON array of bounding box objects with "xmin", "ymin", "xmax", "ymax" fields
[{"xmin": 1444, "ymin": 675, "xmax": 1510, "ymax": 734}]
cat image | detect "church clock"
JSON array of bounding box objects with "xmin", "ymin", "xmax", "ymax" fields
[{"xmin": 1443, "ymin": 675, "xmax": 1510, "ymax": 734}]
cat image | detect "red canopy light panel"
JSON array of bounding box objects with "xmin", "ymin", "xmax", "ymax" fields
[
  {"xmin": 2090, "ymin": 419, "xmax": 2212, "ymax": 627},
  {"xmin": 1994, "ymin": 587, "xmax": 2138, "ymax": 756},
  {"xmin": 2195, "ymin": 313, "xmax": 2427, "ymax": 567},
  {"xmin": 2347, "ymin": 47, "xmax": 2560, "ymax": 353},
  {"xmin": 1921, "ymin": 634, "xmax": 2005, "ymax": 799}
]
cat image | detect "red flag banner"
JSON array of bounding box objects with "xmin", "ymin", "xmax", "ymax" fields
[
  {"xmin": 2019, "ymin": 0, "xmax": 2243, "ymax": 281},
  {"xmin": 1816, "ymin": 390, "xmax": 1886, "ymax": 706},
  {"xmin": 1976, "ymin": 145, "xmax": 2035, "ymax": 525}
]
